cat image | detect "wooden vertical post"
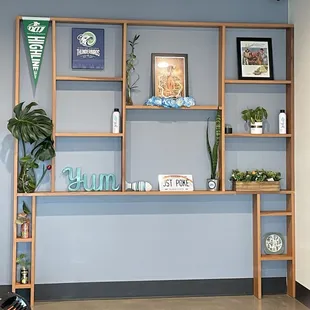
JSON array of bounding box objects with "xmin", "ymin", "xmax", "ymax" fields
[
  {"xmin": 253, "ymin": 194, "xmax": 262, "ymax": 299},
  {"xmin": 121, "ymin": 23, "xmax": 128, "ymax": 191},
  {"xmin": 218, "ymin": 26, "xmax": 226, "ymax": 191},
  {"xmin": 12, "ymin": 15, "xmax": 21, "ymax": 295},
  {"xmin": 51, "ymin": 20, "xmax": 57, "ymax": 192},
  {"xmin": 286, "ymin": 27, "xmax": 295, "ymax": 297},
  {"xmin": 30, "ymin": 197, "xmax": 37, "ymax": 307}
]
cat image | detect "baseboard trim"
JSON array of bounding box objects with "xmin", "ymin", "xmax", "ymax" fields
[
  {"xmin": 0, "ymin": 278, "xmax": 287, "ymax": 302},
  {"xmin": 296, "ymin": 281, "xmax": 310, "ymax": 309}
]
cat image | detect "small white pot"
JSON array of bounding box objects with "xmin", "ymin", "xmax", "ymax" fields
[{"xmin": 250, "ymin": 122, "xmax": 263, "ymax": 134}]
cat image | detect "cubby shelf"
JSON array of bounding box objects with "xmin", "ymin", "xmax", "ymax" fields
[
  {"xmin": 261, "ymin": 211, "xmax": 292, "ymax": 216},
  {"xmin": 225, "ymin": 79, "xmax": 291, "ymax": 85},
  {"xmin": 225, "ymin": 133, "xmax": 291, "ymax": 138},
  {"xmin": 55, "ymin": 132, "xmax": 123, "ymax": 138},
  {"xmin": 56, "ymin": 76, "xmax": 123, "ymax": 82},
  {"xmin": 261, "ymin": 254, "xmax": 293, "ymax": 261},
  {"xmin": 16, "ymin": 238, "xmax": 33, "ymax": 243},
  {"xmin": 16, "ymin": 190, "xmax": 294, "ymax": 197},
  {"xmin": 15, "ymin": 283, "xmax": 32, "ymax": 289},
  {"xmin": 126, "ymin": 105, "xmax": 222, "ymax": 110},
  {"xmin": 12, "ymin": 16, "xmax": 295, "ymax": 307}
]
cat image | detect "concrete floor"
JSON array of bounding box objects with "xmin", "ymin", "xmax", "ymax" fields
[{"xmin": 34, "ymin": 296, "xmax": 308, "ymax": 310}]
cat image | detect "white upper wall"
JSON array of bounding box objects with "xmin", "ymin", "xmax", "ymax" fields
[{"xmin": 289, "ymin": 0, "xmax": 310, "ymax": 290}]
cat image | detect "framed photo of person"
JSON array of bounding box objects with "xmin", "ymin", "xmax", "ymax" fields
[
  {"xmin": 151, "ymin": 53, "xmax": 188, "ymax": 98},
  {"xmin": 236, "ymin": 37, "xmax": 274, "ymax": 80}
]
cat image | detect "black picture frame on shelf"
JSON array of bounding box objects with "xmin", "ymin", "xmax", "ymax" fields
[
  {"xmin": 151, "ymin": 53, "xmax": 189, "ymax": 98},
  {"xmin": 236, "ymin": 37, "xmax": 274, "ymax": 80}
]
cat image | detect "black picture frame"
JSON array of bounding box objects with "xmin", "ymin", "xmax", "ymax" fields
[
  {"xmin": 151, "ymin": 53, "xmax": 189, "ymax": 98},
  {"xmin": 236, "ymin": 37, "xmax": 274, "ymax": 80}
]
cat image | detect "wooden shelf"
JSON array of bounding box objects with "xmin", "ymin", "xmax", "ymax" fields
[
  {"xmin": 16, "ymin": 190, "xmax": 294, "ymax": 197},
  {"xmin": 15, "ymin": 283, "xmax": 32, "ymax": 289},
  {"xmin": 226, "ymin": 133, "xmax": 291, "ymax": 138},
  {"xmin": 126, "ymin": 105, "xmax": 221, "ymax": 110},
  {"xmin": 55, "ymin": 132, "xmax": 123, "ymax": 138},
  {"xmin": 225, "ymin": 79, "xmax": 291, "ymax": 85},
  {"xmin": 56, "ymin": 76, "xmax": 123, "ymax": 82},
  {"xmin": 16, "ymin": 238, "xmax": 32, "ymax": 243},
  {"xmin": 261, "ymin": 211, "xmax": 292, "ymax": 217},
  {"xmin": 261, "ymin": 254, "xmax": 293, "ymax": 261}
]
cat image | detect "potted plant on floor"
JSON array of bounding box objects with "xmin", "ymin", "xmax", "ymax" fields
[
  {"xmin": 16, "ymin": 253, "xmax": 31, "ymax": 284},
  {"xmin": 241, "ymin": 106, "xmax": 268, "ymax": 134},
  {"xmin": 206, "ymin": 108, "xmax": 221, "ymax": 191},
  {"xmin": 7, "ymin": 101, "xmax": 56, "ymax": 193},
  {"xmin": 15, "ymin": 201, "xmax": 31, "ymax": 239},
  {"xmin": 230, "ymin": 169, "xmax": 281, "ymax": 192}
]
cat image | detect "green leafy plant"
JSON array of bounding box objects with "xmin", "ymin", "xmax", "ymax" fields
[
  {"xmin": 16, "ymin": 253, "xmax": 31, "ymax": 269},
  {"xmin": 126, "ymin": 34, "xmax": 140, "ymax": 105},
  {"xmin": 15, "ymin": 201, "xmax": 31, "ymax": 225},
  {"xmin": 7, "ymin": 102, "xmax": 56, "ymax": 193},
  {"xmin": 241, "ymin": 106, "xmax": 268, "ymax": 124},
  {"xmin": 206, "ymin": 108, "xmax": 221, "ymax": 179},
  {"xmin": 230, "ymin": 169, "xmax": 281, "ymax": 182}
]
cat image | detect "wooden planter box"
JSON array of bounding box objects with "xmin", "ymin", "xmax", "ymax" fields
[{"xmin": 233, "ymin": 181, "xmax": 280, "ymax": 192}]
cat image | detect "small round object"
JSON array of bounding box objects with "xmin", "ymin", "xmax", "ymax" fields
[
  {"xmin": 263, "ymin": 232, "xmax": 285, "ymax": 255},
  {"xmin": 208, "ymin": 180, "xmax": 216, "ymax": 189}
]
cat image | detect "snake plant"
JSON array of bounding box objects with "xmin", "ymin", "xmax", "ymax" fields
[{"xmin": 206, "ymin": 108, "xmax": 221, "ymax": 179}]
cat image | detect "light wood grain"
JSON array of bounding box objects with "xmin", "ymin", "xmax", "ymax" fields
[
  {"xmin": 30, "ymin": 197, "xmax": 36, "ymax": 307},
  {"xmin": 16, "ymin": 238, "xmax": 33, "ymax": 243},
  {"xmin": 261, "ymin": 254, "xmax": 293, "ymax": 261},
  {"xmin": 56, "ymin": 76, "xmax": 123, "ymax": 82},
  {"xmin": 12, "ymin": 16, "xmax": 20, "ymax": 295},
  {"xmin": 286, "ymin": 28, "xmax": 296, "ymax": 298},
  {"xmin": 225, "ymin": 79, "xmax": 291, "ymax": 84},
  {"xmin": 219, "ymin": 26, "xmax": 226, "ymax": 191},
  {"xmin": 126, "ymin": 105, "xmax": 221, "ymax": 110},
  {"xmin": 51, "ymin": 20, "xmax": 57, "ymax": 192},
  {"xmin": 225, "ymin": 133, "xmax": 291, "ymax": 138},
  {"xmin": 253, "ymin": 194, "xmax": 262, "ymax": 299},
  {"xmin": 55, "ymin": 132, "xmax": 123, "ymax": 137},
  {"xmin": 121, "ymin": 23, "xmax": 127, "ymax": 191},
  {"xmin": 260, "ymin": 211, "xmax": 292, "ymax": 217}
]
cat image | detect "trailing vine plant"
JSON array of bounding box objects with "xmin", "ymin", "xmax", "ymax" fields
[
  {"xmin": 7, "ymin": 101, "xmax": 56, "ymax": 193},
  {"xmin": 126, "ymin": 34, "xmax": 140, "ymax": 105}
]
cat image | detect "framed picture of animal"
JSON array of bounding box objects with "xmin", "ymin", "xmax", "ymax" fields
[
  {"xmin": 151, "ymin": 53, "xmax": 189, "ymax": 98},
  {"xmin": 236, "ymin": 37, "xmax": 274, "ymax": 80}
]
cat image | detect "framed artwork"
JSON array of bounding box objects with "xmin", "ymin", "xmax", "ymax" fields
[
  {"xmin": 72, "ymin": 28, "xmax": 104, "ymax": 70},
  {"xmin": 236, "ymin": 37, "xmax": 274, "ymax": 80},
  {"xmin": 151, "ymin": 53, "xmax": 188, "ymax": 98}
]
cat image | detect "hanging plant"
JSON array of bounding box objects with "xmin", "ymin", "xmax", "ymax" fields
[{"xmin": 7, "ymin": 101, "xmax": 55, "ymax": 193}]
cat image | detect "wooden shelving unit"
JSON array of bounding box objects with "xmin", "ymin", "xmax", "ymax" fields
[{"xmin": 12, "ymin": 16, "xmax": 295, "ymax": 308}]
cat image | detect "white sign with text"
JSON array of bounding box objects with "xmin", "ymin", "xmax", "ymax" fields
[{"xmin": 158, "ymin": 174, "xmax": 194, "ymax": 191}]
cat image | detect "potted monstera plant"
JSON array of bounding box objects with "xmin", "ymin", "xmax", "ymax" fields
[
  {"xmin": 7, "ymin": 102, "xmax": 56, "ymax": 193},
  {"xmin": 206, "ymin": 108, "xmax": 221, "ymax": 191},
  {"xmin": 241, "ymin": 106, "xmax": 268, "ymax": 134}
]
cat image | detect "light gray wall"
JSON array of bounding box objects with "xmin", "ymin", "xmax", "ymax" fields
[{"xmin": 0, "ymin": 0, "xmax": 288, "ymax": 285}]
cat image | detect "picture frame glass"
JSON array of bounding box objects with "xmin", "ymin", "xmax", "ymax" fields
[
  {"xmin": 152, "ymin": 54, "xmax": 188, "ymax": 98},
  {"xmin": 237, "ymin": 38, "xmax": 274, "ymax": 80}
]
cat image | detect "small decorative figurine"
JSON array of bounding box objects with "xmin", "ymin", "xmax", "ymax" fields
[{"xmin": 125, "ymin": 180, "xmax": 152, "ymax": 191}]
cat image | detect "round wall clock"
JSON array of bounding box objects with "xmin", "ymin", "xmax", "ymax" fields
[{"xmin": 263, "ymin": 232, "xmax": 285, "ymax": 255}]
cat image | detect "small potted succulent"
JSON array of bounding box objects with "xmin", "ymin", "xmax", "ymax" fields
[
  {"xmin": 241, "ymin": 106, "xmax": 268, "ymax": 134},
  {"xmin": 16, "ymin": 253, "xmax": 31, "ymax": 284},
  {"xmin": 15, "ymin": 201, "xmax": 31, "ymax": 239},
  {"xmin": 206, "ymin": 108, "xmax": 221, "ymax": 191}
]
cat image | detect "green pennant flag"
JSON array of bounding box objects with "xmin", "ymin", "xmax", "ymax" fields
[{"xmin": 22, "ymin": 17, "xmax": 50, "ymax": 87}]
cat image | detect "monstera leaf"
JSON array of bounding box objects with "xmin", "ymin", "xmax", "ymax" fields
[
  {"xmin": 7, "ymin": 101, "xmax": 53, "ymax": 143},
  {"xmin": 31, "ymin": 136, "xmax": 56, "ymax": 161}
]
